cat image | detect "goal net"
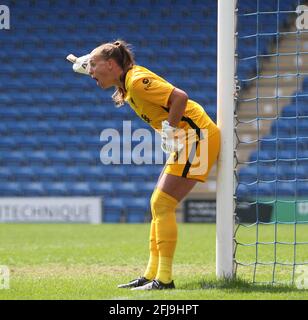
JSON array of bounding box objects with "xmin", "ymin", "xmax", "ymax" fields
[{"xmin": 217, "ymin": 0, "xmax": 308, "ymax": 285}]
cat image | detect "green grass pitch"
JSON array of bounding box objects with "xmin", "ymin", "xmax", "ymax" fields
[{"xmin": 0, "ymin": 223, "xmax": 307, "ymax": 300}]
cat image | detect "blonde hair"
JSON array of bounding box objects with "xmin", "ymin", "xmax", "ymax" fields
[{"xmin": 94, "ymin": 40, "xmax": 135, "ymax": 107}]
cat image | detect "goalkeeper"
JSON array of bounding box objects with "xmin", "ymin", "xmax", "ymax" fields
[{"xmin": 68, "ymin": 40, "xmax": 220, "ymax": 290}]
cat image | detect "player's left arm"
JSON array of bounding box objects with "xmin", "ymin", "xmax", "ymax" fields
[
  {"xmin": 166, "ymin": 88, "xmax": 188, "ymax": 127},
  {"xmin": 130, "ymin": 78, "xmax": 188, "ymax": 126},
  {"xmin": 130, "ymin": 78, "xmax": 188, "ymax": 153},
  {"xmin": 160, "ymin": 88, "xmax": 188, "ymax": 153}
]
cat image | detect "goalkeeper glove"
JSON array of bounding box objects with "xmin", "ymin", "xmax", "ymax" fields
[
  {"xmin": 68, "ymin": 54, "xmax": 90, "ymax": 75},
  {"xmin": 161, "ymin": 120, "xmax": 184, "ymax": 153}
]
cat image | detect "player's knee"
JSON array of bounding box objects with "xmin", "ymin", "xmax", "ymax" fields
[{"xmin": 150, "ymin": 188, "xmax": 177, "ymax": 218}]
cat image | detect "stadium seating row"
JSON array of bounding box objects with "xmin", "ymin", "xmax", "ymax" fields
[
  {"xmin": 237, "ymin": 180, "xmax": 308, "ymax": 198},
  {"xmin": 1, "ymin": 0, "xmax": 302, "ymax": 221},
  {"xmin": 0, "ymin": 181, "xmax": 156, "ymax": 196},
  {"xmin": 0, "ymin": 165, "xmax": 162, "ymax": 182}
]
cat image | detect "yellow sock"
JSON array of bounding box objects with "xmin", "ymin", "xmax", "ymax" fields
[
  {"xmin": 143, "ymin": 219, "xmax": 159, "ymax": 280},
  {"xmin": 150, "ymin": 188, "xmax": 178, "ymax": 284},
  {"xmin": 143, "ymin": 253, "xmax": 158, "ymax": 280},
  {"xmin": 157, "ymin": 256, "xmax": 173, "ymax": 284}
]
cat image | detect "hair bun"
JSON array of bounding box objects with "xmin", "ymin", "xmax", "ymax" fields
[{"xmin": 114, "ymin": 41, "xmax": 121, "ymax": 47}]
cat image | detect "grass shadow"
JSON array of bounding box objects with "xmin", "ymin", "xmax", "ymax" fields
[{"xmin": 180, "ymin": 277, "xmax": 308, "ymax": 293}]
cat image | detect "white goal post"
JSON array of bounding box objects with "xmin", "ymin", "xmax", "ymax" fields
[{"xmin": 216, "ymin": 0, "xmax": 237, "ymax": 279}]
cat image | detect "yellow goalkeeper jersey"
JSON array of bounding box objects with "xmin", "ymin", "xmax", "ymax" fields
[{"xmin": 124, "ymin": 65, "xmax": 218, "ymax": 138}]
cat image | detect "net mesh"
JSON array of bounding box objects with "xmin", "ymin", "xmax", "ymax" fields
[{"xmin": 234, "ymin": 0, "xmax": 308, "ymax": 284}]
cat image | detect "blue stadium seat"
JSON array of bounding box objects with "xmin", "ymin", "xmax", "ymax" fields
[
  {"xmin": 126, "ymin": 213, "xmax": 146, "ymax": 223},
  {"xmin": 281, "ymin": 105, "xmax": 296, "ymax": 117},
  {"xmin": 302, "ymin": 77, "xmax": 308, "ymax": 91},
  {"xmin": 115, "ymin": 182, "xmax": 137, "ymax": 197},
  {"xmin": 102, "ymin": 166, "xmax": 126, "ymax": 182},
  {"xmin": 47, "ymin": 151, "xmax": 72, "ymax": 165},
  {"xmin": 236, "ymin": 182, "xmax": 257, "ymax": 200},
  {"xmin": 22, "ymin": 182, "xmax": 46, "ymax": 196},
  {"xmin": 126, "ymin": 165, "xmax": 153, "ymax": 181},
  {"xmin": 259, "ymin": 135, "xmax": 278, "ymax": 151},
  {"xmin": 0, "ymin": 151, "xmax": 25, "ymax": 166},
  {"xmin": 135, "ymin": 182, "xmax": 156, "ymax": 197},
  {"xmin": 33, "ymin": 166, "xmax": 58, "ymax": 182},
  {"xmin": 18, "ymin": 106, "xmax": 43, "ymax": 121},
  {"xmin": 82, "ymin": 136, "xmax": 102, "ymax": 150},
  {"xmin": 44, "ymin": 182, "xmax": 69, "ymax": 196},
  {"xmin": 291, "ymin": 93, "xmax": 308, "ymax": 106},
  {"xmin": 277, "ymin": 181, "xmax": 297, "ymax": 198},
  {"xmin": 0, "ymin": 94, "xmax": 12, "ymax": 106},
  {"xmin": 27, "ymin": 151, "xmax": 49, "ymax": 165},
  {"xmin": 74, "ymin": 121, "xmax": 98, "ymax": 135},
  {"xmin": 0, "ymin": 123, "xmax": 8, "ymax": 136},
  {"xmin": 257, "ymin": 181, "xmax": 277, "ymax": 197},
  {"xmin": 78, "ymin": 166, "xmax": 103, "ymax": 181},
  {"xmin": 257, "ymin": 163, "xmax": 277, "ymax": 181},
  {"xmin": 89, "ymin": 182, "xmax": 115, "ymax": 197},
  {"xmin": 60, "ymin": 136, "xmax": 84, "ymax": 150},
  {"xmin": 15, "ymin": 136, "xmax": 40, "ymax": 150},
  {"xmin": 36, "ymin": 136, "xmax": 64, "ymax": 150},
  {"xmin": 271, "ymin": 118, "xmax": 297, "ymax": 138},
  {"xmin": 0, "ymin": 167, "xmax": 12, "ymax": 181},
  {"xmin": 126, "ymin": 197, "xmax": 149, "ymax": 223},
  {"xmin": 298, "ymin": 120, "xmax": 308, "ymax": 137},
  {"xmin": 297, "ymin": 181, "xmax": 308, "ymax": 196},
  {"xmin": 103, "ymin": 212, "xmax": 122, "ymax": 223},
  {"xmin": 0, "ymin": 182, "xmax": 23, "ymax": 196},
  {"xmin": 71, "ymin": 150, "xmax": 98, "ymax": 165},
  {"xmin": 13, "ymin": 93, "xmax": 34, "ymax": 106},
  {"xmin": 12, "ymin": 167, "xmax": 35, "ymax": 182},
  {"xmin": 43, "ymin": 107, "xmax": 65, "ymax": 120},
  {"xmin": 67, "ymin": 182, "xmax": 91, "ymax": 196},
  {"xmin": 57, "ymin": 166, "xmax": 83, "ymax": 181},
  {"xmin": 0, "ymin": 109, "xmax": 20, "ymax": 121},
  {"xmin": 249, "ymin": 150, "xmax": 276, "ymax": 162},
  {"xmin": 238, "ymin": 165, "xmax": 308, "ymax": 199},
  {"xmin": 29, "ymin": 122, "xmax": 52, "ymax": 136},
  {"xmin": 103, "ymin": 198, "xmax": 125, "ymax": 223},
  {"xmin": 48, "ymin": 121, "xmax": 72, "ymax": 135},
  {"xmin": 238, "ymin": 166, "xmax": 255, "ymax": 184},
  {"xmin": 277, "ymin": 150, "xmax": 296, "ymax": 160}
]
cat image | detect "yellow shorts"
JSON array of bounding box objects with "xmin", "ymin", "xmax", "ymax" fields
[{"xmin": 164, "ymin": 128, "xmax": 220, "ymax": 182}]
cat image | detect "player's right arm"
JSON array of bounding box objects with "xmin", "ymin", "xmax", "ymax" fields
[{"xmin": 66, "ymin": 53, "xmax": 90, "ymax": 75}]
